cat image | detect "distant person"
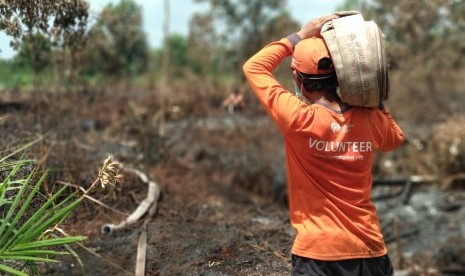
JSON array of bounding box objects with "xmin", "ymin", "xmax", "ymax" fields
[
  {"xmin": 221, "ymin": 86, "xmax": 245, "ymax": 114},
  {"xmin": 243, "ymin": 14, "xmax": 404, "ymax": 276}
]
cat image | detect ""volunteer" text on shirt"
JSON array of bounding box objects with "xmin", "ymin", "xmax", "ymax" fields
[{"xmin": 309, "ymin": 137, "xmax": 373, "ymax": 153}]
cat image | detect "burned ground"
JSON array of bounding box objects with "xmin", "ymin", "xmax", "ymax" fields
[{"xmin": 1, "ymin": 89, "xmax": 465, "ymax": 276}]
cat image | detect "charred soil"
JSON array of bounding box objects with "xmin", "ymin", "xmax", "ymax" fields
[{"xmin": 1, "ymin": 90, "xmax": 465, "ymax": 276}]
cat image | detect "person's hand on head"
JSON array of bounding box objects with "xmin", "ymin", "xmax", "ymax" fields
[{"xmin": 296, "ymin": 14, "xmax": 339, "ymax": 39}]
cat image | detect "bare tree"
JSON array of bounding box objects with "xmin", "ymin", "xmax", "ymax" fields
[{"xmin": 157, "ymin": 0, "xmax": 170, "ymax": 157}]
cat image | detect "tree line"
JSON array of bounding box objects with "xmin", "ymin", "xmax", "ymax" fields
[{"xmin": 0, "ymin": 0, "xmax": 463, "ymax": 120}]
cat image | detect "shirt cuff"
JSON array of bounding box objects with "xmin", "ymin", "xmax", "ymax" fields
[{"xmin": 287, "ymin": 33, "xmax": 301, "ymax": 51}]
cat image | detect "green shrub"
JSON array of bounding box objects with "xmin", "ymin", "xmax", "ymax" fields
[{"xmin": 0, "ymin": 146, "xmax": 85, "ymax": 276}]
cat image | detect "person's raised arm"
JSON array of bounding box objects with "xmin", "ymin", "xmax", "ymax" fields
[{"xmin": 296, "ymin": 14, "xmax": 339, "ymax": 40}]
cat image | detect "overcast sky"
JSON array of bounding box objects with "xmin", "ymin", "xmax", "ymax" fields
[{"xmin": 0, "ymin": 0, "xmax": 343, "ymax": 59}]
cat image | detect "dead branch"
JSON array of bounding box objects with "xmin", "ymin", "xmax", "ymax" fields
[
  {"xmin": 373, "ymin": 175, "xmax": 437, "ymax": 204},
  {"xmin": 135, "ymin": 223, "xmax": 148, "ymax": 276},
  {"xmin": 373, "ymin": 175, "xmax": 437, "ymax": 186},
  {"xmin": 442, "ymin": 173, "xmax": 465, "ymax": 189}
]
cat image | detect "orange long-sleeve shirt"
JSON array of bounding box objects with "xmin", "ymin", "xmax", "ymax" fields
[{"xmin": 243, "ymin": 38, "xmax": 404, "ymax": 260}]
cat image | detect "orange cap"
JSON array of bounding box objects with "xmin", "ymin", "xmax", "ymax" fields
[{"xmin": 291, "ymin": 38, "xmax": 334, "ymax": 75}]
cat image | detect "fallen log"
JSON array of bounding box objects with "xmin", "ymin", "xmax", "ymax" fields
[
  {"xmin": 440, "ymin": 268, "xmax": 465, "ymax": 275},
  {"xmin": 0, "ymin": 101, "xmax": 28, "ymax": 112},
  {"xmin": 373, "ymin": 175, "xmax": 436, "ymax": 204}
]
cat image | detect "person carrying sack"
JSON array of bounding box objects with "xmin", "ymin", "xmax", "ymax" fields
[{"xmin": 243, "ymin": 13, "xmax": 404, "ymax": 276}]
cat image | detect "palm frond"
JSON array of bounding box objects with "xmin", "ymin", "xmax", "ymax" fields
[
  {"xmin": 0, "ymin": 155, "xmax": 86, "ymax": 275},
  {"xmin": 0, "ymin": 263, "xmax": 28, "ymax": 276}
]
